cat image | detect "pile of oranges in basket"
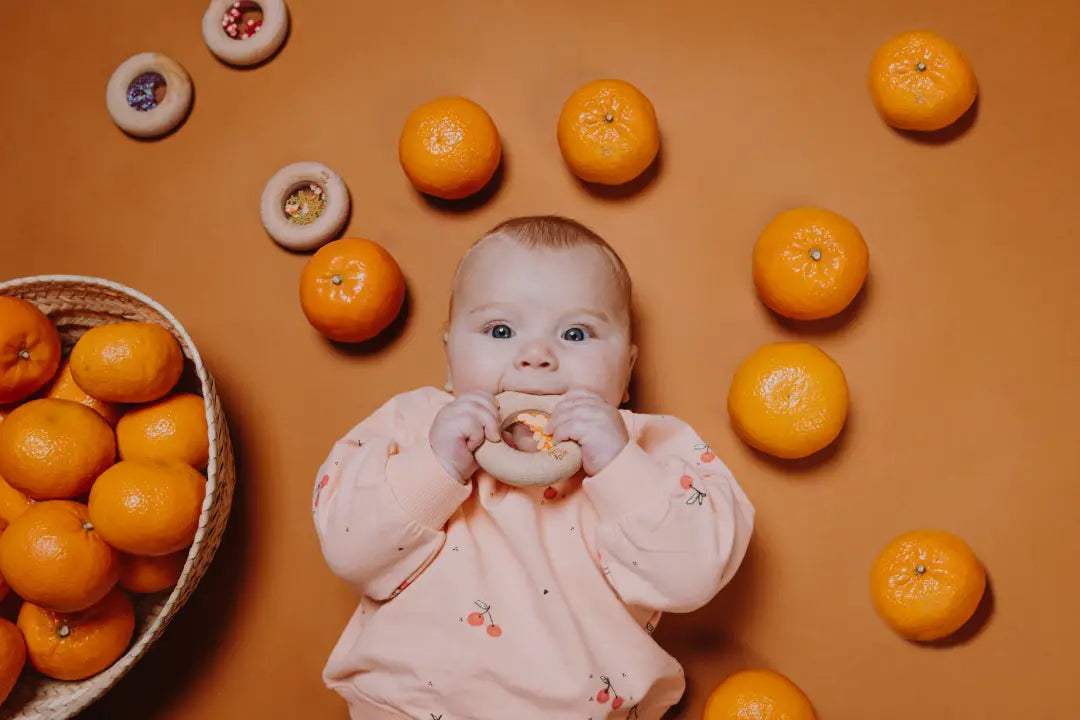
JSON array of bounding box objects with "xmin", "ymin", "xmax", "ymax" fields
[{"xmin": 0, "ymin": 296, "xmax": 210, "ymax": 704}]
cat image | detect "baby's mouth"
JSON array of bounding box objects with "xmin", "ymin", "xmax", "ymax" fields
[{"xmin": 498, "ymin": 386, "xmax": 566, "ymax": 398}]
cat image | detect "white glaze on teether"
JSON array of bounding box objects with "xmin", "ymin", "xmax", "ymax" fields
[{"xmin": 474, "ymin": 392, "xmax": 582, "ymax": 487}]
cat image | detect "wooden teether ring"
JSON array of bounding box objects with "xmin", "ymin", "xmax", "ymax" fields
[
  {"xmin": 202, "ymin": 0, "xmax": 289, "ymax": 67},
  {"xmin": 105, "ymin": 52, "xmax": 193, "ymax": 139},
  {"xmin": 260, "ymin": 161, "xmax": 350, "ymax": 251},
  {"xmin": 474, "ymin": 392, "xmax": 582, "ymax": 487}
]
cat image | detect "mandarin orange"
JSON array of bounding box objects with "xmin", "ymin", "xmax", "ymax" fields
[
  {"xmin": 0, "ymin": 399, "xmax": 116, "ymax": 500},
  {"xmin": 118, "ymin": 549, "xmax": 187, "ymax": 594},
  {"xmin": 728, "ymin": 342, "xmax": 849, "ymax": 459},
  {"xmin": 557, "ymin": 79, "xmax": 659, "ymax": 185},
  {"xmin": 88, "ymin": 459, "xmax": 205, "ymax": 556},
  {"xmin": 117, "ymin": 392, "xmax": 208, "ymax": 469},
  {"xmin": 703, "ymin": 668, "xmax": 816, "ymax": 720},
  {"xmin": 753, "ymin": 208, "xmax": 869, "ymax": 321},
  {"xmin": 18, "ymin": 586, "xmax": 134, "ymax": 681},
  {"xmin": 869, "ymin": 30, "xmax": 977, "ymax": 132},
  {"xmin": 0, "ymin": 296, "xmax": 61, "ymax": 405},
  {"xmin": 70, "ymin": 322, "xmax": 183, "ymax": 404},
  {"xmin": 0, "ymin": 501, "xmax": 119, "ymax": 613},
  {"xmin": 399, "ymin": 96, "xmax": 501, "ymax": 200},
  {"xmin": 42, "ymin": 358, "xmax": 121, "ymax": 426},
  {"xmin": 299, "ymin": 237, "xmax": 405, "ymax": 343},
  {"xmin": 870, "ymin": 529, "xmax": 986, "ymax": 641},
  {"xmin": 0, "ymin": 616, "xmax": 25, "ymax": 705}
]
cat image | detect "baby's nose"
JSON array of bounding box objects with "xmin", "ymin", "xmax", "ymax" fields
[{"xmin": 515, "ymin": 342, "xmax": 558, "ymax": 369}]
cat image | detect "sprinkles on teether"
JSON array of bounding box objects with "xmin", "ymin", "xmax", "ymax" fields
[
  {"xmin": 515, "ymin": 412, "xmax": 568, "ymax": 460},
  {"xmin": 202, "ymin": 0, "xmax": 289, "ymax": 67},
  {"xmin": 221, "ymin": 1, "xmax": 264, "ymax": 40},
  {"xmin": 516, "ymin": 412, "xmax": 552, "ymax": 451}
]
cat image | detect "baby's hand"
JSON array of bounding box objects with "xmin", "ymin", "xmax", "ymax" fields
[
  {"xmin": 548, "ymin": 389, "xmax": 629, "ymax": 476},
  {"xmin": 430, "ymin": 391, "xmax": 502, "ymax": 482}
]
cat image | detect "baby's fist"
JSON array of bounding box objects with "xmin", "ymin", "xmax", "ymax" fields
[
  {"xmin": 430, "ymin": 391, "xmax": 501, "ymax": 482},
  {"xmin": 548, "ymin": 389, "xmax": 629, "ymax": 476}
]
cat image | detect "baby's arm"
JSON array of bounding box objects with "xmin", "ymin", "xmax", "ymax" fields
[
  {"xmin": 312, "ymin": 388, "xmax": 471, "ymax": 600},
  {"xmin": 584, "ymin": 414, "xmax": 755, "ymax": 613}
]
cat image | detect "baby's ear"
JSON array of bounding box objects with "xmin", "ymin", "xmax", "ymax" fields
[{"xmin": 442, "ymin": 330, "xmax": 453, "ymax": 392}]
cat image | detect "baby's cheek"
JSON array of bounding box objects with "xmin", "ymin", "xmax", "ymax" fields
[
  {"xmin": 574, "ymin": 368, "xmax": 627, "ymax": 406},
  {"xmin": 449, "ymin": 349, "xmax": 503, "ymax": 394},
  {"xmin": 571, "ymin": 344, "xmax": 632, "ymax": 396}
]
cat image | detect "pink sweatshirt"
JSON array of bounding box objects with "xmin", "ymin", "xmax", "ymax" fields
[{"xmin": 313, "ymin": 387, "xmax": 755, "ymax": 720}]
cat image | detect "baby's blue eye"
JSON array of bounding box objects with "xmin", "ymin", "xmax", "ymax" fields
[
  {"xmin": 489, "ymin": 324, "xmax": 514, "ymax": 339},
  {"xmin": 562, "ymin": 327, "xmax": 588, "ymax": 342}
]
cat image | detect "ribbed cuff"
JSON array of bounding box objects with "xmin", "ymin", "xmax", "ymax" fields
[
  {"xmin": 386, "ymin": 444, "xmax": 472, "ymax": 530},
  {"xmin": 582, "ymin": 441, "xmax": 671, "ymax": 521}
]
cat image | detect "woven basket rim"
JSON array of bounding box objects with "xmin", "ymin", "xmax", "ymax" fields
[{"xmin": 0, "ymin": 274, "xmax": 234, "ymax": 719}]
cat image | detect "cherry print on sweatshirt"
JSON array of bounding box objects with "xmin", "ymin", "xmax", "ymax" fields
[
  {"xmin": 543, "ymin": 486, "xmax": 558, "ymax": 500},
  {"xmin": 467, "ymin": 600, "xmax": 502, "ymax": 637},
  {"xmin": 679, "ymin": 474, "xmax": 707, "ymax": 506},
  {"xmin": 694, "ymin": 443, "xmax": 716, "ymax": 463},
  {"xmin": 595, "ymin": 676, "xmax": 625, "ymax": 710}
]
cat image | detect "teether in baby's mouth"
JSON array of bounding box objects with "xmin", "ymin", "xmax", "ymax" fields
[{"xmin": 474, "ymin": 392, "xmax": 582, "ymax": 487}]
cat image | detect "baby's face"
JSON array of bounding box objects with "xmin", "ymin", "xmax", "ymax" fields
[{"xmin": 445, "ymin": 237, "xmax": 637, "ymax": 406}]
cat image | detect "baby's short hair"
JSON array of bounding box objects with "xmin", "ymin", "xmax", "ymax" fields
[{"xmin": 451, "ymin": 215, "xmax": 633, "ymax": 316}]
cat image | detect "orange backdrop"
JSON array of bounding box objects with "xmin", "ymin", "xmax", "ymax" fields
[{"xmin": 2, "ymin": 1, "xmax": 1078, "ymax": 718}]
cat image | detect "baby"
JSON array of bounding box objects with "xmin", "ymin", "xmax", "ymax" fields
[{"xmin": 312, "ymin": 216, "xmax": 755, "ymax": 719}]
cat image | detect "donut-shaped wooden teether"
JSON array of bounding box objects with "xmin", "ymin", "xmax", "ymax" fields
[
  {"xmin": 105, "ymin": 53, "xmax": 193, "ymax": 138},
  {"xmin": 474, "ymin": 392, "xmax": 582, "ymax": 487},
  {"xmin": 203, "ymin": 0, "xmax": 289, "ymax": 67},
  {"xmin": 260, "ymin": 161, "xmax": 350, "ymax": 251}
]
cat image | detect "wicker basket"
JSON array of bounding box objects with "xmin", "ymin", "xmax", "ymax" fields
[{"xmin": 0, "ymin": 276, "xmax": 236, "ymax": 720}]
